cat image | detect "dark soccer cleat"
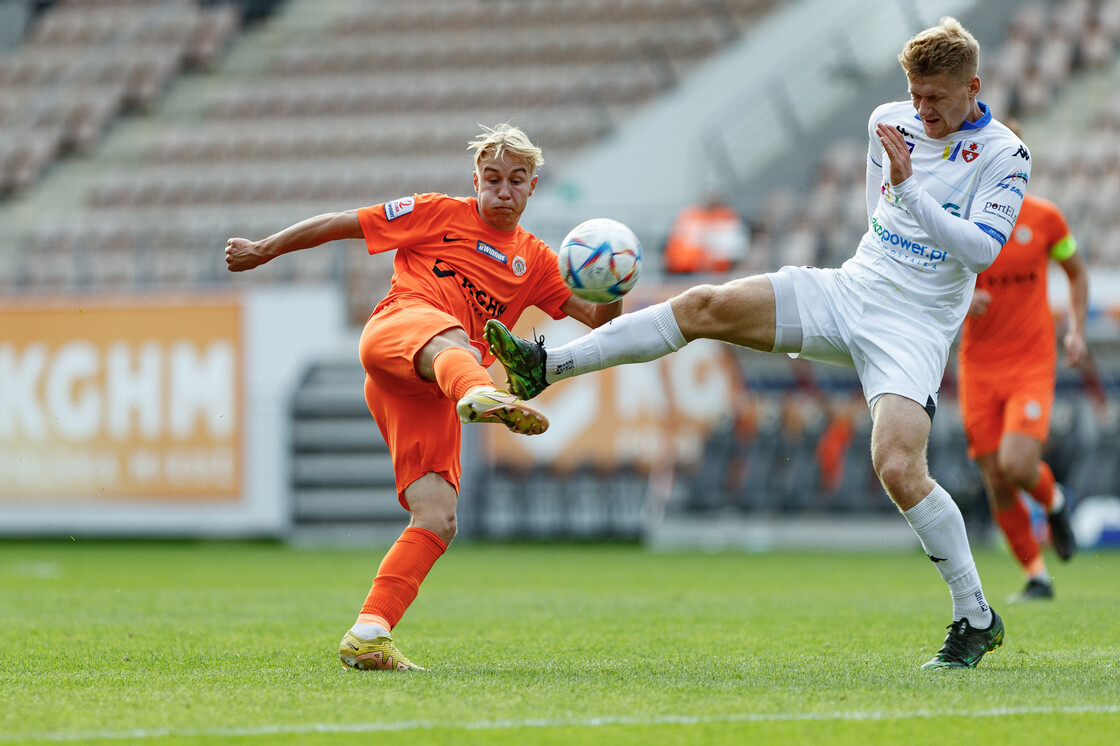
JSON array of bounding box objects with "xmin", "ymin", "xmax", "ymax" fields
[
  {"xmin": 921, "ymin": 609, "xmax": 1004, "ymax": 670},
  {"xmin": 1047, "ymin": 485, "xmax": 1077, "ymax": 562},
  {"xmin": 1008, "ymin": 578, "xmax": 1054, "ymax": 604},
  {"xmin": 483, "ymin": 320, "xmax": 550, "ymax": 400}
]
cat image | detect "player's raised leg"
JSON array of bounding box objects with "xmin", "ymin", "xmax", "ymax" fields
[
  {"xmin": 418, "ymin": 328, "xmax": 548, "ymax": 435},
  {"xmin": 485, "ymin": 276, "xmax": 776, "ymax": 399}
]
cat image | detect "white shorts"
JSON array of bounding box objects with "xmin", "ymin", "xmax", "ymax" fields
[{"xmin": 766, "ymin": 265, "xmax": 947, "ymax": 418}]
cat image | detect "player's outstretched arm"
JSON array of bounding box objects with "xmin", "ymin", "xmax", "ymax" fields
[
  {"xmin": 225, "ymin": 210, "xmax": 363, "ymax": 272},
  {"xmin": 560, "ymin": 295, "xmax": 622, "ymax": 329},
  {"xmin": 1059, "ymin": 249, "xmax": 1090, "ymax": 366}
]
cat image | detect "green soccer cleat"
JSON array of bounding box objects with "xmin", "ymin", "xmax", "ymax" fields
[
  {"xmin": 483, "ymin": 320, "xmax": 550, "ymax": 400},
  {"xmin": 339, "ymin": 631, "xmax": 425, "ymax": 671},
  {"xmin": 456, "ymin": 386, "xmax": 548, "ymax": 435},
  {"xmin": 921, "ymin": 609, "xmax": 1004, "ymax": 670}
]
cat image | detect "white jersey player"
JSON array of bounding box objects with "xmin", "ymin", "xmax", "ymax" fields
[
  {"xmin": 851, "ymin": 99, "xmax": 1030, "ymax": 338},
  {"xmin": 486, "ymin": 17, "xmax": 1014, "ymax": 670}
]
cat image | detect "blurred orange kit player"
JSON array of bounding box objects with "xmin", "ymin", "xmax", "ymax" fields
[
  {"xmin": 225, "ymin": 124, "xmax": 620, "ymax": 669},
  {"xmin": 957, "ymin": 189, "xmax": 1088, "ymax": 602}
]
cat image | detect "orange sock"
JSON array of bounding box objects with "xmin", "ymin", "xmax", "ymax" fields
[
  {"xmin": 1027, "ymin": 461, "xmax": 1056, "ymax": 511},
  {"xmin": 359, "ymin": 526, "xmax": 448, "ymax": 630},
  {"xmin": 995, "ymin": 499, "xmax": 1041, "ymax": 570},
  {"xmin": 432, "ymin": 347, "xmax": 493, "ymax": 401}
]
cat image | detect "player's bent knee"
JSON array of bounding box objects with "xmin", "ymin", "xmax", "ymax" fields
[{"xmin": 673, "ymin": 277, "xmax": 775, "ymax": 348}]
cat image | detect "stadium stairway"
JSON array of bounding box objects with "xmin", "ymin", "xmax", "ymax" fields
[{"xmin": 286, "ymin": 358, "xmax": 409, "ymax": 546}]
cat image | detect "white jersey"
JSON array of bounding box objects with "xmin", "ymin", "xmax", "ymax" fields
[{"xmin": 842, "ymin": 100, "xmax": 1031, "ymax": 341}]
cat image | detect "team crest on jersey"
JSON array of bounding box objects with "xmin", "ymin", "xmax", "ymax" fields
[
  {"xmin": 512, "ymin": 255, "xmax": 527, "ymax": 277},
  {"xmin": 384, "ymin": 197, "xmax": 415, "ymax": 221},
  {"xmin": 943, "ymin": 140, "xmax": 983, "ymax": 162},
  {"xmin": 1014, "ymin": 225, "xmax": 1033, "ymax": 244},
  {"xmin": 960, "ymin": 140, "xmax": 983, "ymax": 162}
]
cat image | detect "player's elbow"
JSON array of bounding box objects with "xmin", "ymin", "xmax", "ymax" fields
[{"xmin": 960, "ymin": 229, "xmax": 1003, "ymax": 273}]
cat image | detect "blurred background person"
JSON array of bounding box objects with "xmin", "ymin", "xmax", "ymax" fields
[
  {"xmin": 662, "ymin": 192, "xmax": 751, "ymax": 275},
  {"xmin": 957, "ymin": 120, "xmax": 1088, "ymax": 603}
]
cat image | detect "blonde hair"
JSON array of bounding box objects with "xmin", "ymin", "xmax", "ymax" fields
[
  {"xmin": 898, "ymin": 16, "xmax": 979, "ymax": 83},
  {"xmin": 468, "ymin": 123, "xmax": 544, "ymax": 174}
]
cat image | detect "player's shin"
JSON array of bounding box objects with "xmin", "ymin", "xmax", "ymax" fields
[
  {"xmin": 903, "ymin": 484, "xmax": 993, "ymax": 628},
  {"xmin": 547, "ymin": 301, "xmax": 686, "ymax": 383}
]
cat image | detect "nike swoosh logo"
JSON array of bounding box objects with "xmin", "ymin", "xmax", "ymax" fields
[
  {"xmin": 443, "ymin": 234, "xmax": 467, "ymax": 242},
  {"xmin": 348, "ymin": 642, "xmax": 360, "ymax": 651}
]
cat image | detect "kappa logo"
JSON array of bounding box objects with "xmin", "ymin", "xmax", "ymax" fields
[
  {"xmin": 927, "ymin": 554, "xmax": 947, "ymax": 563},
  {"xmin": 1014, "ymin": 145, "xmax": 1030, "ymax": 161}
]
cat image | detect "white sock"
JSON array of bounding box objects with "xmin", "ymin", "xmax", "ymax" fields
[
  {"xmin": 903, "ymin": 484, "xmax": 993, "ymax": 628},
  {"xmin": 1048, "ymin": 484, "xmax": 1066, "ymax": 514},
  {"xmin": 350, "ymin": 622, "xmax": 390, "ymax": 639},
  {"xmin": 545, "ymin": 301, "xmax": 687, "ymax": 384}
]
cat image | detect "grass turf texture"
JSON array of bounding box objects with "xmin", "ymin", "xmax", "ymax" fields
[{"xmin": 1, "ymin": 541, "xmax": 1117, "ymax": 745}]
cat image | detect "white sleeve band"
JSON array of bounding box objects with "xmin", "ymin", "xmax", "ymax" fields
[{"xmin": 894, "ymin": 175, "xmax": 1002, "ymax": 272}]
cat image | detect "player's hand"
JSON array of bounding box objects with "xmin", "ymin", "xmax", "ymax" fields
[
  {"xmin": 1063, "ymin": 330, "xmax": 1088, "ymax": 367},
  {"xmin": 968, "ymin": 289, "xmax": 991, "ymax": 316},
  {"xmin": 225, "ymin": 237, "xmax": 269, "ymax": 272},
  {"xmin": 876, "ymin": 123, "xmax": 913, "ymax": 185}
]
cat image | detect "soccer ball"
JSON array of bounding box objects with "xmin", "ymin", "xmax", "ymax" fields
[{"xmin": 557, "ymin": 218, "xmax": 643, "ymax": 303}]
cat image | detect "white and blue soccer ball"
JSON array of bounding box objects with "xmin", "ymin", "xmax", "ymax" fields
[{"xmin": 557, "ymin": 218, "xmax": 643, "ymax": 304}]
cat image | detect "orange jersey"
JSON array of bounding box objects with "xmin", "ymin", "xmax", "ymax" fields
[
  {"xmin": 958, "ymin": 194, "xmax": 1075, "ymax": 370},
  {"xmin": 357, "ymin": 193, "xmax": 572, "ymax": 363}
]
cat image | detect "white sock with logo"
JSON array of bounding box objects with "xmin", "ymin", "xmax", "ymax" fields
[
  {"xmin": 903, "ymin": 484, "xmax": 993, "ymax": 628},
  {"xmin": 545, "ymin": 301, "xmax": 687, "ymax": 384}
]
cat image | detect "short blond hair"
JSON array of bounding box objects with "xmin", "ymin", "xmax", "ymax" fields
[
  {"xmin": 898, "ymin": 16, "xmax": 979, "ymax": 83},
  {"xmin": 468, "ymin": 123, "xmax": 544, "ymax": 174}
]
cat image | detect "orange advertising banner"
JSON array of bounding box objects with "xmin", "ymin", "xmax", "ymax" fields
[{"xmin": 0, "ymin": 295, "xmax": 242, "ymax": 502}]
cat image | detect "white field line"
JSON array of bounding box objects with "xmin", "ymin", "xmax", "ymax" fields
[{"xmin": 3, "ymin": 705, "xmax": 1118, "ymax": 742}]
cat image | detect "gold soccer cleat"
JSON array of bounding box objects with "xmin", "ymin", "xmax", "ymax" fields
[{"xmin": 339, "ymin": 631, "xmax": 425, "ymax": 671}]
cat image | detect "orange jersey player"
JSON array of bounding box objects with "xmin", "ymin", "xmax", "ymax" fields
[
  {"xmin": 957, "ymin": 191, "xmax": 1089, "ymax": 603},
  {"xmin": 225, "ymin": 124, "xmax": 621, "ymax": 670}
]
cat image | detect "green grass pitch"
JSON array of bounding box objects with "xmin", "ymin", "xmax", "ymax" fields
[{"xmin": 1, "ymin": 540, "xmax": 1117, "ymax": 745}]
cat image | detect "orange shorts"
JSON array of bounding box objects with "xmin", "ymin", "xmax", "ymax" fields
[
  {"xmin": 359, "ymin": 300, "xmax": 463, "ymax": 508},
  {"xmin": 958, "ymin": 362, "xmax": 1055, "ymax": 459}
]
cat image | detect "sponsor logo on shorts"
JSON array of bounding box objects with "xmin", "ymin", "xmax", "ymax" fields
[
  {"xmin": 384, "ymin": 197, "xmax": 415, "ymax": 221},
  {"xmin": 475, "ymin": 241, "xmax": 507, "ymax": 264}
]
